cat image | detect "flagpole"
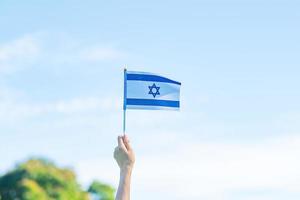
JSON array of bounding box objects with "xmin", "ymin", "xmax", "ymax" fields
[
  {"xmin": 123, "ymin": 68, "xmax": 127, "ymax": 136},
  {"xmin": 123, "ymin": 109, "xmax": 126, "ymax": 135}
]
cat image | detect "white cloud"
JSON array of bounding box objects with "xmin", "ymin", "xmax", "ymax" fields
[
  {"xmin": 44, "ymin": 97, "xmax": 121, "ymax": 114},
  {"xmin": 0, "ymin": 32, "xmax": 127, "ymax": 74},
  {"xmin": 80, "ymin": 46, "xmax": 126, "ymax": 62},
  {"xmin": 0, "ymin": 94, "xmax": 121, "ymax": 121},
  {"xmin": 74, "ymin": 133, "xmax": 300, "ymax": 200},
  {"xmin": 0, "ymin": 35, "xmax": 40, "ymax": 73}
]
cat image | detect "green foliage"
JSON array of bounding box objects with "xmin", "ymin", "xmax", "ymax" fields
[
  {"xmin": 20, "ymin": 179, "xmax": 48, "ymax": 200},
  {"xmin": 88, "ymin": 181, "xmax": 115, "ymax": 200},
  {"xmin": 0, "ymin": 158, "xmax": 95, "ymax": 200}
]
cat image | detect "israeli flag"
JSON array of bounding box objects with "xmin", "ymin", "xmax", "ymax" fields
[{"xmin": 124, "ymin": 70, "xmax": 181, "ymax": 110}]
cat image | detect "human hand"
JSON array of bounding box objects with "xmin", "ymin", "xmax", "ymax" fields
[{"xmin": 114, "ymin": 135, "xmax": 135, "ymax": 171}]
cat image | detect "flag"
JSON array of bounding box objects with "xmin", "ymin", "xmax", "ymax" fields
[{"xmin": 124, "ymin": 70, "xmax": 181, "ymax": 110}]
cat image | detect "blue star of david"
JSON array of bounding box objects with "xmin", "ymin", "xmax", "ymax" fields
[{"xmin": 148, "ymin": 83, "xmax": 160, "ymax": 98}]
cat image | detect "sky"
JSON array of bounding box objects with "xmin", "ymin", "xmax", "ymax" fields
[{"xmin": 0, "ymin": 0, "xmax": 300, "ymax": 199}]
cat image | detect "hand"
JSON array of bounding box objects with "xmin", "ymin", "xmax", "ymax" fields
[{"xmin": 114, "ymin": 135, "xmax": 135, "ymax": 171}]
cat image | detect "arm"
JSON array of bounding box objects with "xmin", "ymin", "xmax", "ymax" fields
[{"xmin": 114, "ymin": 135, "xmax": 135, "ymax": 200}]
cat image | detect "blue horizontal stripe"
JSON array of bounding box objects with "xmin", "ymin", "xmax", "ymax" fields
[
  {"xmin": 126, "ymin": 105, "xmax": 179, "ymax": 110},
  {"xmin": 126, "ymin": 98, "xmax": 180, "ymax": 108},
  {"xmin": 127, "ymin": 74, "xmax": 181, "ymax": 85}
]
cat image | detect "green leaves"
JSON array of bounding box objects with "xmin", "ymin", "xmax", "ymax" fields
[
  {"xmin": 0, "ymin": 158, "xmax": 115, "ymax": 200},
  {"xmin": 88, "ymin": 181, "xmax": 115, "ymax": 200}
]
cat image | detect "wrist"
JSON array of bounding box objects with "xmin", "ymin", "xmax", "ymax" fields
[{"xmin": 120, "ymin": 165, "xmax": 134, "ymax": 174}]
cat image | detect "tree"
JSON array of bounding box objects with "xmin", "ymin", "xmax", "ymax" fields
[
  {"xmin": 88, "ymin": 181, "xmax": 115, "ymax": 200},
  {"xmin": 0, "ymin": 158, "xmax": 114, "ymax": 200}
]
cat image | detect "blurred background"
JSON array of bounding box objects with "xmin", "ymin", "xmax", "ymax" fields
[{"xmin": 0, "ymin": 0, "xmax": 299, "ymax": 199}]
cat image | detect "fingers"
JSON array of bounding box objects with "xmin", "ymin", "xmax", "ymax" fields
[
  {"xmin": 118, "ymin": 136, "xmax": 127, "ymax": 152},
  {"xmin": 124, "ymin": 134, "xmax": 130, "ymax": 143},
  {"xmin": 113, "ymin": 147, "xmax": 119, "ymax": 159},
  {"xmin": 123, "ymin": 135, "xmax": 132, "ymax": 151},
  {"xmin": 117, "ymin": 135, "xmax": 132, "ymax": 152}
]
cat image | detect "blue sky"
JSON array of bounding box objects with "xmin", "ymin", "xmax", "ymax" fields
[{"xmin": 0, "ymin": 0, "xmax": 300, "ymax": 199}]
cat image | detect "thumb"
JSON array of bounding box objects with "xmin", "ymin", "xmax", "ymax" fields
[
  {"xmin": 123, "ymin": 135, "xmax": 132, "ymax": 151},
  {"xmin": 118, "ymin": 136, "xmax": 127, "ymax": 151}
]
